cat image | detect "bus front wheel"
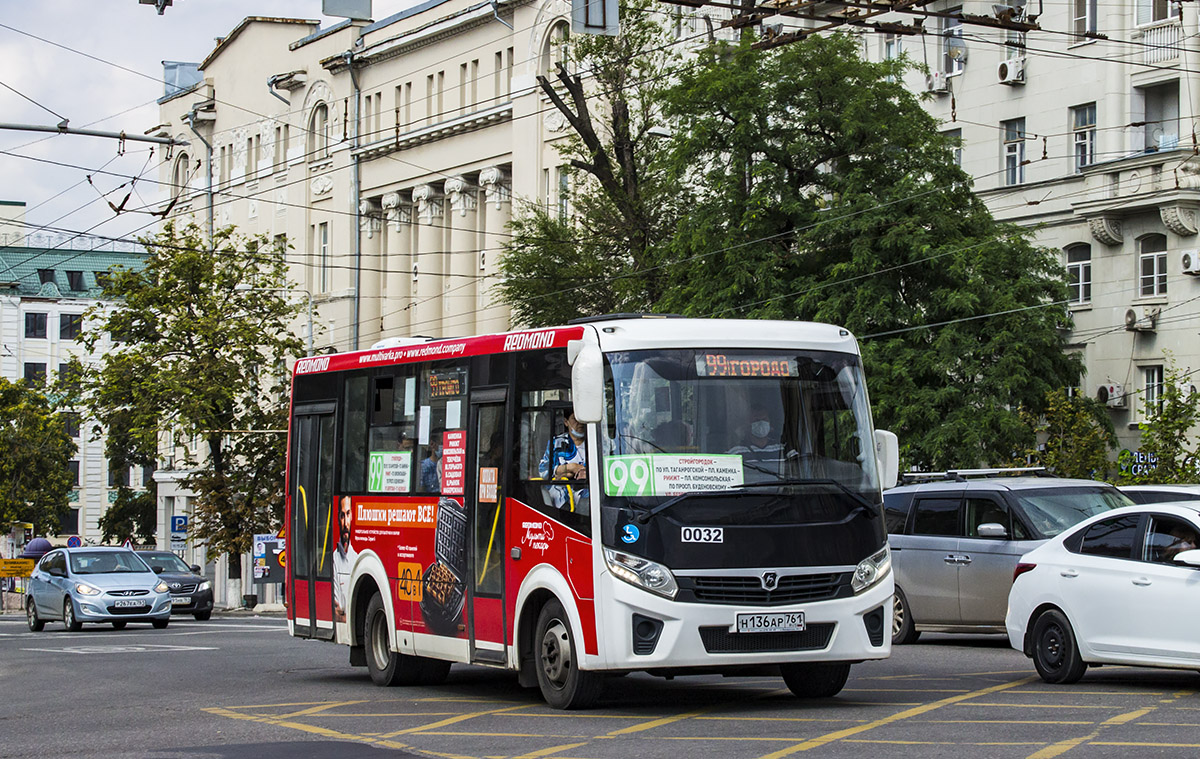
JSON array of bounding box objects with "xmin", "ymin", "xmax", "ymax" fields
[
  {"xmin": 365, "ymin": 593, "xmax": 422, "ymax": 686},
  {"xmin": 780, "ymin": 662, "xmax": 852, "ymax": 698},
  {"xmin": 534, "ymin": 599, "xmax": 603, "ymax": 709}
]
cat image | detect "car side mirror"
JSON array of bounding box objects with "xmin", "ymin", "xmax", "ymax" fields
[
  {"xmin": 49, "ymin": 567, "xmax": 66, "ymax": 578},
  {"xmin": 153, "ymin": 567, "xmax": 164, "ymax": 574},
  {"xmin": 977, "ymin": 523, "xmax": 1008, "ymax": 539},
  {"xmin": 1172, "ymin": 548, "xmax": 1200, "ymax": 567},
  {"xmin": 190, "ymin": 565, "xmax": 201, "ymax": 574}
]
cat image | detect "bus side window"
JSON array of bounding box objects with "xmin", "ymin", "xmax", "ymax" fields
[
  {"xmin": 415, "ymin": 362, "xmax": 468, "ymax": 494},
  {"xmin": 367, "ymin": 370, "xmax": 416, "ymax": 493},
  {"xmin": 341, "ymin": 374, "xmax": 369, "ymax": 492}
]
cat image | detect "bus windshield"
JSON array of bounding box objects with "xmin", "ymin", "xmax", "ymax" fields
[{"xmin": 601, "ymin": 348, "xmax": 880, "ymax": 508}]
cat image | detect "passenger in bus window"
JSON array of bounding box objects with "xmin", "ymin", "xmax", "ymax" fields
[
  {"xmin": 332, "ymin": 495, "xmax": 356, "ymax": 624},
  {"xmin": 539, "ymin": 412, "xmax": 588, "ymax": 511},
  {"xmin": 420, "ymin": 436, "xmax": 442, "ymax": 492}
]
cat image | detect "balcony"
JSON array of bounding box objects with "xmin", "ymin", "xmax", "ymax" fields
[{"xmin": 1133, "ymin": 18, "xmax": 1182, "ymax": 65}]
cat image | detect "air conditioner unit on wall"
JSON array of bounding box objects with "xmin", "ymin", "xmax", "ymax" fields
[
  {"xmin": 998, "ymin": 57, "xmax": 1025, "ymax": 85},
  {"xmin": 926, "ymin": 71, "xmax": 950, "ymax": 93},
  {"xmin": 1183, "ymin": 249, "xmax": 1200, "ymax": 275},
  {"xmin": 1095, "ymin": 382, "xmax": 1126, "ymax": 408},
  {"xmin": 1125, "ymin": 306, "xmax": 1159, "ymax": 332}
]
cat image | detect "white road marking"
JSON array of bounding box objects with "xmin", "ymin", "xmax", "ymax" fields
[{"xmin": 22, "ymin": 643, "xmax": 219, "ymax": 654}]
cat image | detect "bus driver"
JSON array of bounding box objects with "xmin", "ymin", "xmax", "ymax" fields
[{"xmin": 538, "ymin": 412, "xmax": 588, "ymax": 511}]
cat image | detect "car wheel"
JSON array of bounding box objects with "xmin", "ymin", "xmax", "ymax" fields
[
  {"xmin": 1032, "ymin": 609, "xmax": 1087, "ymax": 685},
  {"xmin": 63, "ymin": 599, "xmax": 82, "ymax": 632},
  {"xmin": 780, "ymin": 662, "xmax": 852, "ymax": 698},
  {"xmin": 892, "ymin": 587, "xmax": 921, "ymax": 645},
  {"xmin": 364, "ymin": 593, "xmax": 421, "ymax": 686},
  {"xmin": 111, "ymin": 621, "xmax": 127, "ymax": 630},
  {"xmin": 534, "ymin": 598, "xmax": 604, "ymax": 709},
  {"xmin": 152, "ymin": 618, "xmax": 169, "ymax": 629},
  {"xmin": 26, "ymin": 599, "xmax": 44, "ymax": 632},
  {"xmin": 193, "ymin": 611, "xmax": 212, "ymax": 621}
]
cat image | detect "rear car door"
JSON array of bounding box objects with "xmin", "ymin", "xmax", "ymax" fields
[
  {"xmin": 898, "ymin": 492, "xmax": 964, "ymax": 626},
  {"xmin": 957, "ymin": 494, "xmax": 1041, "ymax": 626}
]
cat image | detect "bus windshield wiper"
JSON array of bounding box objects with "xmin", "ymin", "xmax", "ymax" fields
[{"xmin": 633, "ymin": 477, "xmax": 877, "ymax": 524}]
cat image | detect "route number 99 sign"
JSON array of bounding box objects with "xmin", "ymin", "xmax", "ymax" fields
[{"xmin": 605, "ymin": 455, "xmax": 653, "ymax": 497}]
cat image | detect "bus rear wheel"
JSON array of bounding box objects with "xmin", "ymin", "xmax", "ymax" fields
[
  {"xmin": 365, "ymin": 593, "xmax": 422, "ymax": 686},
  {"xmin": 780, "ymin": 662, "xmax": 852, "ymax": 698},
  {"xmin": 534, "ymin": 599, "xmax": 603, "ymax": 709}
]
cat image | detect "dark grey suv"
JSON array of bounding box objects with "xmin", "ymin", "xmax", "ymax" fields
[{"xmin": 884, "ymin": 471, "xmax": 1131, "ymax": 644}]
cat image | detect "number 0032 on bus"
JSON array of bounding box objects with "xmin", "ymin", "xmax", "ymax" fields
[{"xmin": 736, "ymin": 612, "xmax": 806, "ymax": 633}]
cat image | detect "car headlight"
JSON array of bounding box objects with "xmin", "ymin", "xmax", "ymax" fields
[
  {"xmin": 851, "ymin": 545, "xmax": 892, "ymax": 594},
  {"xmin": 154, "ymin": 581, "xmax": 170, "ymax": 594},
  {"xmin": 198, "ymin": 580, "xmax": 212, "ymax": 592},
  {"xmin": 74, "ymin": 583, "xmax": 101, "ymax": 596},
  {"xmin": 604, "ymin": 548, "xmax": 678, "ymax": 599}
]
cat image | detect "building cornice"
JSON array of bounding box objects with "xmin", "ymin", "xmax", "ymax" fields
[{"xmin": 353, "ymin": 102, "xmax": 513, "ymax": 159}]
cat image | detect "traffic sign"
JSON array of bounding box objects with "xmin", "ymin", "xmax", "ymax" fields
[
  {"xmin": 0, "ymin": 559, "xmax": 35, "ymax": 577},
  {"xmin": 171, "ymin": 515, "xmax": 188, "ymax": 532},
  {"xmin": 66, "ymin": 535, "xmax": 82, "ymax": 548},
  {"xmin": 122, "ymin": 538, "xmax": 133, "ymax": 549}
]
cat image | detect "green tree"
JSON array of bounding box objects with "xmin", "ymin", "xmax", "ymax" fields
[
  {"xmin": 80, "ymin": 222, "xmax": 302, "ymax": 573},
  {"xmin": 657, "ymin": 33, "xmax": 1079, "ymax": 469},
  {"xmin": 0, "ymin": 377, "xmax": 75, "ymax": 535},
  {"xmin": 1124, "ymin": 358, "xmax": 1200, "ymax": 484},
  {"xmin": 497, "ymin": 0, "xmax": 682, "ymax": 326},
  {"xmin": 1019, "ymin": 389, "xmax": 1117, "ymax": 480}
]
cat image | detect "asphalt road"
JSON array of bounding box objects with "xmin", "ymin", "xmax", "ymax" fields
[{"xmin": 2, "ymin": 613, "xmax": 1198, "ymax": 759}]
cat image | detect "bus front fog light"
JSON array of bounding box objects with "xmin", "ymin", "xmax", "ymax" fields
[
  {"xmin": 851, "ymin": 546, "xmax": 891, "ymax": 594},
  {"xmin": 604, "ymin": 548, "xmax": 678, "ymax": 599}
]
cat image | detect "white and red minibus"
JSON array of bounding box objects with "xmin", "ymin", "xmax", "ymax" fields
[{"xmin": 285, "ymin": 315, "xmax": 899, "ymax": 708}]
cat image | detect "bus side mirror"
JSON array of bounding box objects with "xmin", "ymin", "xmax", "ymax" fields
[
  {"xmin": 875, "ymin": 429, "xmax": 899, "ymax": 490},
  {"xmin": 568, "ymin": 334, "xmax": 604, "ymax": 424}
]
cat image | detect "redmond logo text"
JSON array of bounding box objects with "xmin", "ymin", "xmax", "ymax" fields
[
  {"xmin": 294, "ymin": 356, "xmax": 331, "ymax": 375},
  {"xmin": 503, "ymin": 331, "xmax": 556, "ymax": 352}
]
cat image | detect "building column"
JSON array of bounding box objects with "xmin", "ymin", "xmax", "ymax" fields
[
  {"xmin": 412, "ymin": 184, "xmax": 445, "ymax": 337},
  {"xmin": 478, "ymin": 166, "xmax": 512, "ymax": 333},
  {"xmin": 443, "ymin": 175, "xmax": 479, "ymax": 336},
  {"xmin": 358, "ymin": 198, "xmax": 383, "ymax": 348},
  {"xmin": 381, "ymin": 191, "xmax": 413, "ymax": 338}
]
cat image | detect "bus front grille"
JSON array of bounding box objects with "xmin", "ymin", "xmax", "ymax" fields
[
  {"xmin": 698, "ymin": 623, "xmax": 835, "ymax": 653},
  {"xmin": 685, "ymin": 573, "xmax": 849, "ymax": 605}
]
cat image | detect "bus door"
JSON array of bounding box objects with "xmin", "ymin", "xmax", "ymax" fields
[
  {"xmin": 290, "ymin": 402, "xmax": 337, "ymax": 641},
  {"xmin": 467, "ymin": 389, "xmax": 509, "ymax": 664}
]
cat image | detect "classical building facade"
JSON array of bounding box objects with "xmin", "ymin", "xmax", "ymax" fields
[
  {"xmin": 856, "ymin": 0, "xmax": 1200, "ymax": 455},
  {"xmin": 0, "ymin": 212, "xmax": 149, "ymax": 543}
]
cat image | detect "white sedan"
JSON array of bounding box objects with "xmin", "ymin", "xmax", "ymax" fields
[{"xmin": 1006, "ymin": 502, "xmax": 1200, "ymax": 684}]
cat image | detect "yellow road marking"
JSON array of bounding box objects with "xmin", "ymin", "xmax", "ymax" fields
[
  {"xmin": 511, "ymin": 743, "xmax": 591, "ymax": 759},
  {"xmin": 1092, "ymin": 741, "xmax": 1200, "ymax": 747},
  {"xmin": 699, "ymin": 716, "xmax": 869, "ymax": 724},
  {"xmin": 603, "ymin": 707, "xmax": 717, "ymax": 736},
  {"xmin": 275, "ymin": 700, "xmax": 369, "ymax": 718},
  {"xmin": 1008, "ymin": 690, "xmax": 1165, "ymax": 696},
  {"xmin": 846, "ymin": 739, "xmax": 1043, "ymax": 746},
  {"xmin": 300, "ymin": 712, "xmax": 460, "ymax": 718},
  {"xmin": 380, "ymin": 704, "xmax": 537, "ymax": 739},
  {"xmin": 921, "ymin": 719, "xmax": 1095, "ymax": 726},
  {"xmin": 415, "ymin": 732, "xmax": 589, "ymax": 738},
  {"xmin": 755, "ymin": 675, "xmax": 1038, "ymax": 758},
  {"xmin": 203, "ymin": 706, "xmax": 412, "ymax": 751},
  {"xmin": 960, "ymin": 703, "xmax": 1119, "ymax": 709},
  {"xmin": 1024, "ymin": 706, "xmax": 1157, "ymax": 759}
]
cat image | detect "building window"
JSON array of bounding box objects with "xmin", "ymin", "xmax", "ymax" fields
[
  {"xmin": 273, "ymin": 125, "xmax": 288, "ymax": 172},
  {"xmin": 25, "ymin": 312, "xmax": 47, "ymax": 338},
  {"xmin": 1066, "ymin": 244, "xmax": 1092, "ymax": 303},
  {"xmin": 317, "ymin": 222, "xmax": 331, "ymax": 293},
  {"xmin": 172, "ymin": 152, "xmax": 190, "ymax": 198},
  {"xmin": 1073, "ymin": 0, "xmax": 1098, "ymax": 37},
  {"xmin": 109, "ymin": 460, "xmax": 130, "ymax": 488},
  {"xmin": 1142, "ymin": 81, "xmax": 1179, "ymax": 151},
  {"xmin": 1003, "ymin": 118, "xmax": 1026, "ymax": 186},
  {"xmin": 59, "ymin": 363, "xmax": 81, "ymax": 393},
  {"xmin": 1072, "ymin": 104, "xmax": 1096, "ymax": 171},
  {"xmin": 1139, "ymin": 234, "xmax": 1168, "ymax": 296},
  {"xmin": 1136, "ymin": 0, "xmax": 1179, "ymax": 25},
  {"xmin": 66, "ymin": 270, "xmax": 85, "ymax": 291},
  {"xmin": 942, "ymin": 10, "xmax": 964, "ymax": 75},
  {"xmin": 1004, "ymin": 29, "xmax": 1026, "ymax": 59},
  {"xmin": 59, "ymin": 508, "xmax": 79, "ymax": 536},
  {"xmin": 24, "ymin": 362, "xmax": 46, "ymax": 385},
  {"xmin": 308, "ymin": 103, "xmax": 329, "ymax": 159},
  {"xmin": 68, "ymin": 460, "xmax": 80, "ymax": 487},
  {"xmin": 557, "ymin": 166, "xmax": 570, "ymax": 219},
  {"xmin": 943, "ymin": 129, "xmax": 962, "ymax": 166},
  {"xmin": 246, "ymin": 134, "xmax": 259, "ymax": 182},
  {"xmin": 60, "ymin": 313, "xmax": 83, "ymax": 340},
  {"xmin": 542, "ymin": 21, "xmax": 570, "ymax": 76},
  {"xmin": 1144, "ymin": 365, "xmax": 1164, "ymax": 417},
  {"xmin": 62, "ymin": 412, "xmax": 80, "ymax": 438},
  {"xmin": 37, "ymin": 268, "xmax": 55, "ymax": 285}
]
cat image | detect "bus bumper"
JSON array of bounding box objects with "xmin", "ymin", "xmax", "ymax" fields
[{"xmin": 594, "ymin": 570, "xmax": 893, "ymax": 670}]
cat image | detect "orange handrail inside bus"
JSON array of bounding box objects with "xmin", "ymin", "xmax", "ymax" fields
[
  {"xmin": 478, "ymin": 489, "xmax": 502, "ymax": 585},
  {"xmin": 298, "ymin": 485, "xmax": 309, "ymax": 529}
]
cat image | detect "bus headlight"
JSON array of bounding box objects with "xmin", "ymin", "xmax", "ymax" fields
[
  {"xmin": 851, "ymin": 546, "xmax": 891, "ymax": 594},
  {"xmin": 604, "ymin": 548, "xmax": 678, "ymax": 599}
]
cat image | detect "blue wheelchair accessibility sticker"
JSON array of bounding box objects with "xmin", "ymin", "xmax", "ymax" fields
[{"xmin": 621, "ymin": 524, "xmax": 640, "ymax": 544}]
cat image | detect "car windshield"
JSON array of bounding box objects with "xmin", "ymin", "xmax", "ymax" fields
[
  {"xmin": 142, "ymin": 552, "xmax": 191, "ymax": 573},
  {"xmin": 69, "ymin": 551, "xmax": 150, "ymax": 574},
  {"xmin": 602, "ymin": 348, "xmax": 880, "ymax": 511},
  {"xmin": 1014, "ymin": 487, "xmax": 1133, "ymax": 537}
]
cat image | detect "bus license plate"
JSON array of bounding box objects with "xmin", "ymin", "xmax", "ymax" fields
[
  {"xmin": 735, "ymin": 612, "xmax": 805, "ymax": 633},
  {"xmin": 171, "ymin": 596, "xmax": 191, "ymax": 606},
  {"xmin": 114, "ymin": 599, "xmax": 146, "ymax": 608}
]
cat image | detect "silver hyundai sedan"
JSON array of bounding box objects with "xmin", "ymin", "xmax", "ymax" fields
[{"xmin": 26, "ymin": 547, "xmax": 173, "ymax": 631}]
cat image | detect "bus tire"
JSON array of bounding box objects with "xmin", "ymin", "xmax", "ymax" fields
[
  {"xmin": 534, "ymin": 598, "xmax": 603, "ymax": 709},
  {"xmin": 780, "ymin": 662, "xmax": 852, "ymax": 698},
  {"xmin": 365, "ymin": 593, "xmax": 421, "ymax": 686}
]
